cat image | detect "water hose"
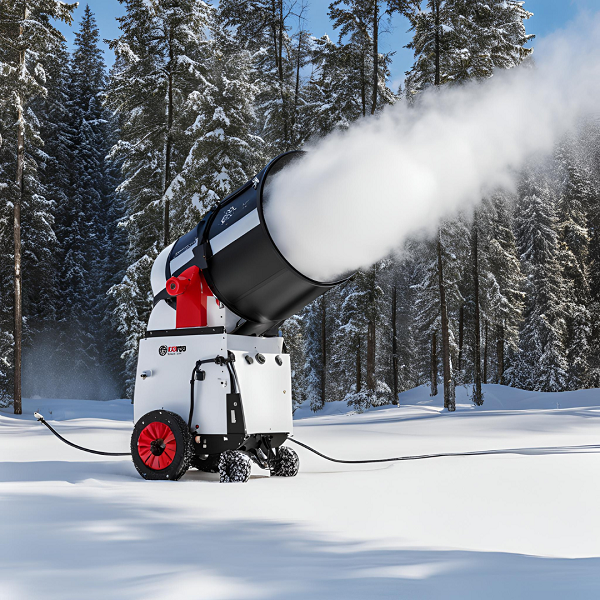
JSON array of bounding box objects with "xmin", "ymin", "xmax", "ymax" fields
[{"xmin": 34, "ymin": 412, "xmax": 600, "ymax": 464}]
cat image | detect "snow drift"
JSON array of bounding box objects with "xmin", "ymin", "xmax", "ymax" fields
[{"xmin": 264, "ymin": 13, "xmax": 600, "ymax": 281}]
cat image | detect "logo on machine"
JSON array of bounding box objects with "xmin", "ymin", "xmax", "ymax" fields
[
  {"xmin": 220, "ymin": 206, "xmax": 236, "ymax": 225},
  {"xmin": 158, "ymin": 345, "xmax": 186, "ymax": 356}
]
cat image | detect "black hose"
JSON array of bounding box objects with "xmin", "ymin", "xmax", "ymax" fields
[
  {"xmin": 286, "ymin": 437, "xmax": 600, "ymax": 464},
  {"xmin": 35, "ymin": 414, "xmax": 131, "ymax": 456},
  {"xmin": 189, "ymin": 364, "xmax": 198, "ymax": 430},
  {"xmin": 35, "ymin": 410, "xmax": 600, "ymax": 465},
  {"xmin": 226, "ymin": 352, "xmax": 241, "ymax": 395}
]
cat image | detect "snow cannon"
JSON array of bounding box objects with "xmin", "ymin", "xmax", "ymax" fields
[{"xmin": 132, "ymin": 151, "xmax": 350, "ymax": 483}]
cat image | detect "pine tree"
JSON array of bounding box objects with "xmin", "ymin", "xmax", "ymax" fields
[
  {"xmin": 470, "ymin": 216, "xmax": 484, "ymax": 405},
  {"xmin": 405, "ymin": 0, "xmax": 532, "ymax": 405},
  {"xmin": 478, "ymin": 193, "xmax": 524, "ymax": 385},
  {"xmin": 452, "ymin": 0, "xmax": 533, "ymax": 80},
  {"xmin": 307, "ymin": 35, "xmax": 368, "ymax": 134},
  {"xmin": 33, "ymin": 5, "xmax": 125, "ymax": 400},
  {"xmin": 405, "ymin": 0, "xmax": 533, "ymax": 96},
  {"xmin": 328, "ymin": 0, "xmax": 397, "ymax": 115},
  {"xmin": 584, "ymin": 118, "xmax": 600, "ymax": 386},
  {"xmin": 555, "ymin": 138, "xmax": 592, "ymax": 389},
  {"xmin": 0, "ymin": 0, "xmax": 76, "ymax": 410},
  {"xmin": 413, "ymin": 239, "xmax": 441, "ymax": 395},
  {"xmin": 168, "ymin": 12, "xmax": 264, "ymax": 236},
  {"xmin": 413, "ymin": 220, "xmax": 467, "ymax": 408},
  {"xmin": 22, "ymin": 30, "xmax": 73, "ymax": 399},
  {"xmin": 281, "ymin": 313, "xmax": 308, "ymax": 411},
  {"xmin": 508, "ymin": 163, "xmax": 568, "ymax": 392},
  {"xmin": 392, "ymin": 253, "xmax": 422, "ymax": 393},
  {"xmin": 106, "ymin": 0, "xmax": 212, "ymax": 394},
  {"xmin": 219, "ymin": 0, "xmax": 318, "ymax": 153},
  {"xmin": 303, "ymin": 293, "xmax": 332, "ymax": 410},
  {"xmin": 332, "ymin": 264, "xmax": 391, "ymax": 410},
  {"xmin": 405, "ymin": 0, "xmax": 452, "ymax": 94}
]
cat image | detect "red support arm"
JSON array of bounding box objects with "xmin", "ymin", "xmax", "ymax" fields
[{"xmin": 166, "ymin": 266, "xmax": 214, "ymax": 328}]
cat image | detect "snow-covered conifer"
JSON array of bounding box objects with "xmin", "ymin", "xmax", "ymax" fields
[
  {"xmin": 0, "ymin": 0, "xmax": 76, "ymax": 408},
  {"xmin": 307, "ymin": 35, "xmax": 368, "ymax": 135},
  {"xmin": 219, "ymin": 0, "xmax": 313, "ymax": 153},
  {"xmin": 405, "ymin": 0, "xmax": 533, "ymax": 95},
  {"xmin": 328, "ymin": 0, "xmax": 397, "ymax": 115},
  {"xmin": 508, "ymin": 163, "xmax": 568, "ymax": 391},
  {"xmin": 555, "ymin": 137, "xmax": 593, "ymax": 389},
  {"xmin": 168, "ymin": 13, "xmax": 263, "ymax": 236},
  {"xmin": 478, "ymin": 193, "xmax": 525, "ymax": 384},
  {"xmin": 106, "ymin": 0, "xmax": 212, "ymax": 393}
]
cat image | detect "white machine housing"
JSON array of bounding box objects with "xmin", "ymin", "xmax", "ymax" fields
[{"xmin": 134, "ymin": 332, "xmax": 293, "ymax": 438}]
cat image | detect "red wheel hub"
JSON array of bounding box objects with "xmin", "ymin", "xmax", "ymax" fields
[{"xmin": 137, "ymin": 422, "xmax": 177, "ymax": 470}]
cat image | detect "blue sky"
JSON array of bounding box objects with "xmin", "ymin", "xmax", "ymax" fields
[{"xmin": 56, "ymin": 0, "xmax": 598, "ymax": 85}]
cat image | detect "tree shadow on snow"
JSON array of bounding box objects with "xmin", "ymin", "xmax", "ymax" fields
[{"xmin": 0, "ymin": 482, "xmax": 598, "ymax": 599}]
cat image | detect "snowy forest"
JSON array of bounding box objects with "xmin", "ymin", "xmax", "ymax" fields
[{"xmin": 1, "ymin": 0, "xmax": 599, "ymax": 413}]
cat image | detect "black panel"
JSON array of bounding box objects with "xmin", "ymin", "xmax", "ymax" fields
[
  {"xmin": 145, "ymin": 326, "xmax": 225, "ymax": 338},
  {"xmin": 193, "ymin": 433, "xmax": 246, "ymax": 455},
  {"xmin": 226, "ymin": 393, "xmax": 245, "ymax": 435},
  {"xmin": 192, "ymin": 433, "xmax": 289, "ymax": 458},
  {"xmin": 240, "ymin": 433, "xmax": 288, "ymax": 452}
]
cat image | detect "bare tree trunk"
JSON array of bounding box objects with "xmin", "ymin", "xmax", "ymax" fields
[
  {"xmin": 371, "ymin": 0, "xmax": 379, "ymax": 115},
  {"xmin": 366, "ymin": 266, "xmax": 377, "ymax": 393},
  {"xmin": 430, "ymin": 332, "xmax": 438, "ymax": 396},
  {"xmin": 497, "ymin": 322, "xmax": 505, "ymax": 384},
  {"xmin": 366, "ymin": 320, "xmax": 376, "ymax": 391},
  {"xmin": 458, "ymin": 303, "xmax": 464, "ymax": 371},
  {"xmin": 163, "ymin": 27, "xmax": 174, "ymax": 248},
  {"xmin": 434, "ymin": 0, "xmax": 440, "ymax": 86},
  {"xmin": 320, "ymin": 294, "xmax": 327, "ymax": 407},
  {"xmin": 270, "ymin": 9, "xmax": 279, "ymax": 73},
  {"xmin": 13, "ymin": 9, "xmax": 26, "ymax": 415},
  {"xmin": 437, "ymin": 233, "xmax": 454, "ymax": 410},
  {"xmin": 277, "ymin": 0, "xmax": 289, "ymax": 147},
  {"xmin": 356, "ymin": 335, "xmax": 362, "ymax": 393},
  {"xmin": 483, "ymin": 320, "xmax": 488, "ymax": 385},
  {"xmin": 293, "ymin": 31, "xmax": 302, "ymax": 144},
  {"xmin": 391, "ymin": 284, "xmax": 398, "ymax": 404},
  {"xmin": 278, "ymin": 0, "xmax": 284, "ymax": 80},
  {"xmin": 472, "ymin": 225, "xmax": 483, "ymax": 405},
  {"xmin": 360, "ymin": 58, "xmax": 366, "ymax": 117}
]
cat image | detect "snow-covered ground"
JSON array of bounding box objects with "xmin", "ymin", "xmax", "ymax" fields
[{"xmin": 1, "ymin": 384, "xmax": 600, "ymax": 599}]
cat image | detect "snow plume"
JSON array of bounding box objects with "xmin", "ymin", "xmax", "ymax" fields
[{"xmin": 264, "ymin": 13, "xmax": 600, "ymax": 282}]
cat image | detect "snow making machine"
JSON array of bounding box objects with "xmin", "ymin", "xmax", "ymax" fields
[{"xmin": 132, "ymin": 151, "xmax": 347, "ymax": 482}]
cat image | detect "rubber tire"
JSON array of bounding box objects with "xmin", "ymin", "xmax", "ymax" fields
[
  {"xmin": 218, "ymin": 450, "xmax": 251, "ymax": 483},
  {"xmin": 131, "ymin": 410, "xmax": 192, "ymax": 481},
  {"xmin": 191, "ymin": 453, "xmax": 221, "ymax": 473},
  {"xmin": 270, "ymin": 446, "xmax": 299, "ymax": 477}
]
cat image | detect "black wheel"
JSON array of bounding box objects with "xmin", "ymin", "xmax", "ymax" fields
[
  {"xmin": 131, "ymin": 410, "xmax": 192, "ymax": 481},
  {"xmin": 191, "ymin": 453, "xmax": 221, "ymax": 473},
  {"xmin": 270, "ymin": 446, "xmax": 299, "ymax": 477},
  {"xmin": 218, "ymin": 450, "xmax": 251, "ymax": 483}
]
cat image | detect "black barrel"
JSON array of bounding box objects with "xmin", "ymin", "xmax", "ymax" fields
[{"xmin": 164, "ymin": 151, "xmax": 349, "ymax": 336}]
